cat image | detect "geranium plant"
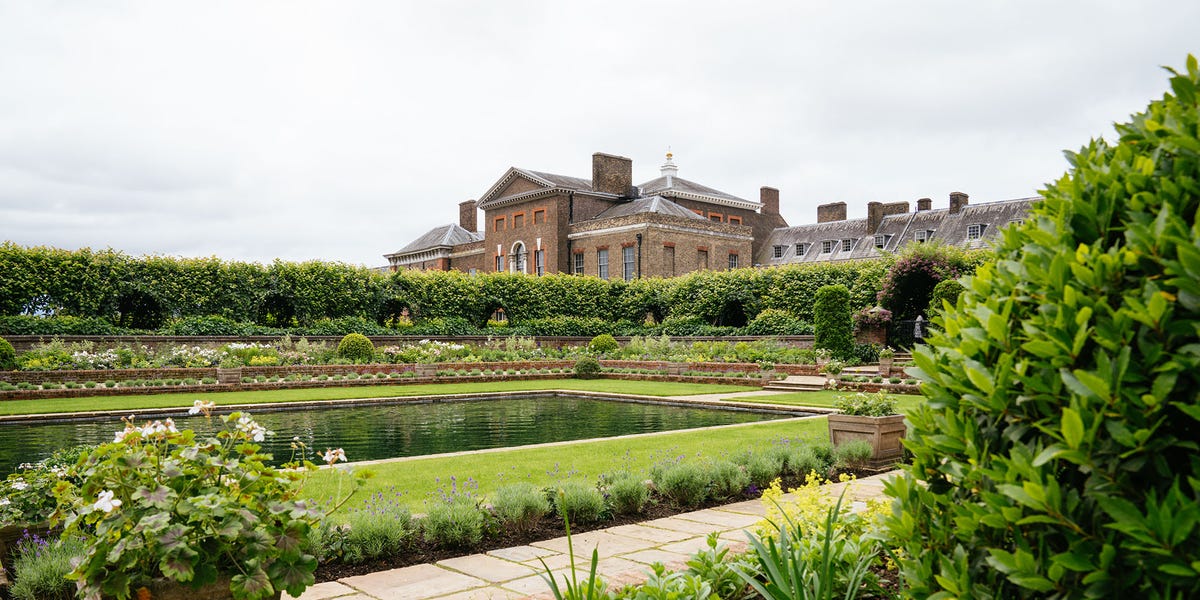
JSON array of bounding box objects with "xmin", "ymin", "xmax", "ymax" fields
[
  {"xmin": 52, "ymin": 401, "xmax": 356, "ymax": 600},
  {"xmin": 834, "ymin": 391, "xmax": 899, "ymax": 417}
]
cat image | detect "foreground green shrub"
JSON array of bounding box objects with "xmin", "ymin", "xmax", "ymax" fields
[
  {"xmin": 8, "ymin": 534, "xmax": 86, "ymax": 600},
  {"xmin": 553, "ymin": 480, "xmax": 605, "ymax": 524},
  {"xmin": 606, "ymin": 473, "xmax": 651, "ymax": 515},
  {"xmin": 832, "ymin": 440, "xmax": 873, "ymax": 471},
  {"xmin": 491, "ymin": 482, "xmax": 551, "ymax": 534},
  {"xmin": 653, "ymin": 461, "xmax": 711, "ymax": 508},
  {"xmin": 341, "ymin": 505, "xmax": 415, "ymax": 564},
  {"xmin": 336, "ymin": 333, "xmax": 375, "ymax": 362},
  {"xmin": 886, "ymin": 56, "xmax": 1200, "ymax": 598},
  {"xmin": 0, "ymin": 335, "xmax": 15, "ymax": 370},
  {"xmin": 423, "ymin": 496, "xmax": 486, "ymax": 548},
  {"xmin": 708, "ymin": 460, "xmax": 751, "ymax": 500},
  {"xmin": 813, "ymin": 285, "xmax": 854, "ymax": 360}
]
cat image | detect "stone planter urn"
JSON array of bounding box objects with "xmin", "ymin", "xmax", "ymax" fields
[
  {"xmin": 878, "ymin": 356, "xmax": 893, "ymax": 376},
  {"xmin": 828, "ymin": 413, "xmax": 907, "ymax": 469},
  {"xmin": 216, "ymin": 367, "xmax": 242, "ymax": 385}
]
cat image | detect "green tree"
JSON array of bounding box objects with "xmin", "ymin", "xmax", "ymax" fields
[{"xmin": 886, "ymin": 56, "xmax": 1200, "ymax": 598}]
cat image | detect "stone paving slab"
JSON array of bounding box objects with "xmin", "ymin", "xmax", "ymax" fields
[
  {"xmin": 438, "ymin": 554, "xmax": 537, "ymax": 583},
  {"xmin": 287, "ymin": 472, "xmax": 894, "ymax": 600},
  {"xmin": 340, "ymin": 563, "xmax": 489, "ymax": 600},
  {"xmin": 530, "ymin": 530, "xmax": 660, "ymax": 558},
  {"xmin": 673, "ymin": 507, "xmax": 763, "ymax": 529}
]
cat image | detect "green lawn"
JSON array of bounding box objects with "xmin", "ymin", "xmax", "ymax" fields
[
  {"xmin": 725, "ymin": 390, "xmax": 924, "ymax": 414},
  {"xmin": 304, "ymin": 416, "xmax": 829, "ymax": 516},
  {"xmin": 0, "ymin": 379, "xmax": 758, "ymax": 416}
]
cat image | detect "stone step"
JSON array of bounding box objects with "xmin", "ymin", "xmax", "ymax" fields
[{"xmin": 762, "ymin": 375, "xmax": 828, "ymax": 392}]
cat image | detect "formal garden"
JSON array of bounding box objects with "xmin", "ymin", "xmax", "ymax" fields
[{"xmin": 0, "ymin": 55, "xmax": 1197, "ymax": 599}]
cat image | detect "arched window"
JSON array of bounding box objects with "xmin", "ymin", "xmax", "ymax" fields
[{"xmin": 510, "ymin": 241, "xmax": 528, "ymax": 273}]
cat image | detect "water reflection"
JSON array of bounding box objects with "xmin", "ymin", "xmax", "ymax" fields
[{"xmin": 0, "ymin": 396, "xmax": 786, "ymax": 475}]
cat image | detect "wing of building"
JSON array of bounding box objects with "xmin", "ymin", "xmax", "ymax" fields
[{"xmin": 384, "ymin": 151, "xmax": 1037, "ymax": 277}]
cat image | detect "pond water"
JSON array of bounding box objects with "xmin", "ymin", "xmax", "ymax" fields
[{"xmin": 0, "ymin": 396, "xmax": 794, "ymax": 475}]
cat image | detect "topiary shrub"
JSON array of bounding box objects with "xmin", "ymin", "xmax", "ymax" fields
[
  {"xmin": 0, "ymin": 336, "xmax": 16, "ymax": 370},
  {"xmin": 885, "ymin": 56, "xmax": 1200, "ymax": 598},
  {"xmin": 588, "ymin": 333, "xmax": 619, "ymax": 354},
  {"xmin": 926, "ymin": 278, "xmax": 966, "ymax": 316},
  {"xmin": 813, "ymin": 285, "xmax": 854, "ymax": 360},
  {"xmin": 336, "ymin": 333, "xmax": 375, "ymax": 363},
  {"xmin": 573, "ymin": 356, "xmax": 601, "ymax": 379}
]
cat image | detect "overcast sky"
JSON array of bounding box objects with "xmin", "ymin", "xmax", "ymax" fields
[{"xmin": 1, "ymin": 1, "xmax": 1196, "ymax": 266}]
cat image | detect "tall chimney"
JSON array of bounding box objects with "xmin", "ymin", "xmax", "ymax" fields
[
  {"xmin": 949, "ymin": 192, "xmax": 969, "ymax": 214},
  {"xmin": 817, "ymin": 202, "xmax": 847, "ymax": 223},
  {"xmin": 592, "ymin": 152, "xmax": 634, "ymax": 197},
  {"xmin": 760, "ymin": 186, "xmax": 780, "ymax": 215},
  {"xmin": 459, "ymin": 200, "xmax": 478, "ymax": 232},
  {"xmin": 867, "ymin": 201, "xmax": 883, "ymax": 232},
  {"xmin": 917, "ymin": 197, "xmax": 931, "ymax": 211}
]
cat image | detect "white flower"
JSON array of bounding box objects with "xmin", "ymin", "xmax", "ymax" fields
[
  {"xmin": 11, "ymin": 479, "xmax": 28, "ymax": 491},
  {"xmin": 113, "ymin": 424, "xmax": 136, "ymax": 443},
  {"xmin": 188, "ymin": 399, "xmax": 216, "ymax": 415},
  {"xmin": 322, "ymin": 448, "xmax": 347, "ymax": 464},
  {"xmin": 93, "ymin": 490, "xmax": 122, "ymax": 513},
  {"xmin": 0, "ymin": 497, "xmax": 10, "ymax": 507},
  {"xmin": 163, "ymin": 418, "xmax": 178, "ymax": 433}
]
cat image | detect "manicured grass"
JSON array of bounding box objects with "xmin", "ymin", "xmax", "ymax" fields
[
  {"xmin": 725, "ymin": 390, "xmax": 924, "ymax": 414},
  {"xmin": 0, "ymin": 379, "xmax": 758, "ymax": 416},
  {"xmin": 304, "ymin": 416, "xmax": 829, "ymax": 515}
]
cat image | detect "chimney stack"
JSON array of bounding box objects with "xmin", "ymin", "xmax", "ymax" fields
[
  {"xmin": 592, "ymin": 152, "xmax": 634, "ymax": 197},
  {"xmin": 459, "ymin": 200, "xmax": 478, "ymax": 232},
  {"xmin": 760, "ymin": 186, "xmax": 780, "ymax": 215},
  {"xmin": 917, "ymin": 197, "xmax": 931, "ymax": 211},
  {"xmin": 817, "ymin": 202, "xmax": 847, "ymax": 223},
  {"xmin": 866, "ymin": 201, "xmax": 910, "ymax": 232},
  {"xmin": 949, "ymin": 192, "xmax": 969, "ymax": 214}
]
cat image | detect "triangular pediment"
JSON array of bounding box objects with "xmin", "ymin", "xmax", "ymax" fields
[{"xmin": 477, "ymin": 168, "xmax": 556, "ymax": 208}]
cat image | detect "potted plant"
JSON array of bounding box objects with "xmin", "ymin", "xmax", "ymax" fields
[
  {"xmin": 828, "ymin": 391, "xmax": 906, "ymax": 469},
  {"xmin": 52, "ymin": 401, "xmax": 357, "ymax": 600},
  {"xmin": 878, "ymin": 346, "xmax": 895, "ymax": 376}
]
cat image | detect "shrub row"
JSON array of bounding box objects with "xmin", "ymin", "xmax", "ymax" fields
[{"xmin": 0, "ymin": 244, "xmax": 898, "ymax": 329}]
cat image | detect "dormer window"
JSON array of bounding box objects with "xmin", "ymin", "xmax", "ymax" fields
[
  {"xmin": 841, "ymin": 239, "xmax": 854, "ymax": 252},
  {"xmin": 821, "ymin": 240, "xmax": 834, "ymax": 254},
  {"xmin": 874, "ymin": 234, "xmax": 888, "ymax": 249},
  {"xmin": 915, "ymin": 229, "xmax": 935, "ymax": 243},
  {"xmin": 967, "ymin": 224, "xmax": 986, "ymax": 240},
  {"xmin": 796, "ymin": 243, "xmax": 808, "ymax": 257},
  {"xmin": 773, "ymin": 245, "xmax": 784, "ymax": 259}
]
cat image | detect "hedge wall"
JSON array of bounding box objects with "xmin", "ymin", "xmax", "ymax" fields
[{"xmin": 0, "ymin": 243, "xmax": 894, "ymax": 332}]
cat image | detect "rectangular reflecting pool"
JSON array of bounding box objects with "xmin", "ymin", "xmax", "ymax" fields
[{"xmin": 0, "ymin": 394, "xmax": 802, "ymax": 475}]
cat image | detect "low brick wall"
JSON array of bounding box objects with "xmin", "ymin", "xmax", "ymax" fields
[
  {"xmin": 0, "ymin": 370, "xmax": 768, "ymax": 402},
  {"xmin": 3, "ymin": 334, "xmax": 815, "ymax": 353},
  {"xmin": 1, "ymin": 367, "xmax": 217, "ymax": 384}
]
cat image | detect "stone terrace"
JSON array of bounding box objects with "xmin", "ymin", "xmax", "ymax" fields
[{"xmin": 287, "ymin": 473, "xmax": 893, "ymax": 600}]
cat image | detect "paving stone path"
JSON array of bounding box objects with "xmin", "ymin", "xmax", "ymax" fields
[{"xmin": 287, "ymin": 472, "xmax": 893, "ymax": 600}]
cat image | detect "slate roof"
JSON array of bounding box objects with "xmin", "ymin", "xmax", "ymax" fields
[
  {"xmin": 638, "ymin": 175, "xmax": 756, "ymax": 206},
  {"xmin": 388, "ymin": 223, "xmax": 482, "ymax": 257},
  {"xmin": 756, "ymin": 197, "xmax": 1037, "ymax": 266},
  {"xmin": 521, "ymin": 169, "xmax": 593, "ymax": 192},
  {"xmin": 589, "ymin": 196, "xmax": 706, "ymax": 221}
]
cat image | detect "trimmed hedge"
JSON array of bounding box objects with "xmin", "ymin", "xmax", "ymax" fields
[
  {"xmin": 813, "ymin": 285, "xmax": 854, "ymax": 360},
  {"xmin": 0, "ymin": 244, "xmax": 898, "ymax": 332}
]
